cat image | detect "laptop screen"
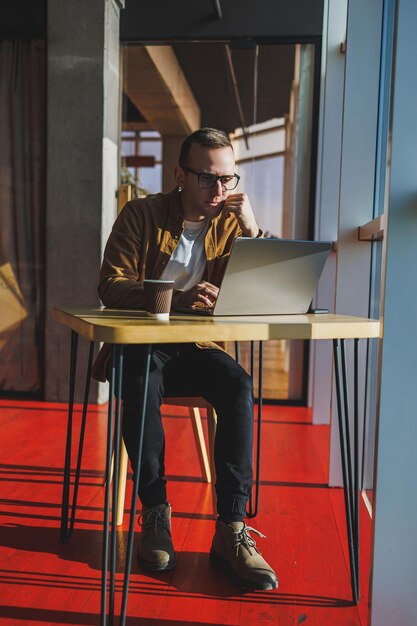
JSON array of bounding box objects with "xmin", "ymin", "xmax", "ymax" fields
[{"xmin": 211, "ymin": 238, "xmax": 332, "ymax": 316}]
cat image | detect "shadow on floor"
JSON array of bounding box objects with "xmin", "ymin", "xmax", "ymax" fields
[{"xmin": 0, "ymin": 524, "xmax": 353, "ymax": 609}]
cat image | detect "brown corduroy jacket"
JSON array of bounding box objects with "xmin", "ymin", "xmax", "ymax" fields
[{"xmin": 92, "ymin": 188, "xmax": 259, "ymax": 382}]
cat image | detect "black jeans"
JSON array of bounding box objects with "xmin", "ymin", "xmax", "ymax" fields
[{"xmin": 121, "ymin": 343, "xmax": 254, "ymax": 520}]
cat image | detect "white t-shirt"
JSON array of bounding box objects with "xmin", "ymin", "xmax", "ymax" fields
[{"xmin": 160, "ymin": 219, "xmax": 209, "ymax": 291}]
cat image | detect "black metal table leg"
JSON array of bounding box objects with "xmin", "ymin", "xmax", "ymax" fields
[
  {"xmin": 109, "ymin": 345, "xmax": 124, "ymax": 625},
  {"xmin": 62, "ymin": 338, "xmax": 150, "ymax": 625},
  {"xmin": 69, "ymin": 340, "xmax": 94, "ymax": 537},
  {"xmin": 120, "ymin": 344, "xmax": 153, "ymax": 626},
  {"xmin": 61, "ymin": 335, "xmax": 94, "ymax": 543},
  {"xmin": 250, "ymin": 340, "xmax": 255, "ymax": 377},
  {"xmin": 101, "ymin": 345, "xmax": 116, "ymax": 626},
  {"xmin": 333, "ymin": 339, "xmax": 360, "ymax": 605},
  {"xmin": 61, "ymin": 331, "xmax": 78, "ymax": 543},
  {"xmin": 247, "ymin": 341, "xmax": 263, "ymax": 519},
  {"xmin": 353, "ymin": 338, "xmax": 360, "ymax": 591},
  {"xmin": 340, "ymin": 341, "xmax": 356, "ymax": 537}
]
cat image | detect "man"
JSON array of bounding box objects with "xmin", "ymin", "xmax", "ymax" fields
[{"xmin": 97, "ymin": 127, "xmax": 278, "ymax": 591}]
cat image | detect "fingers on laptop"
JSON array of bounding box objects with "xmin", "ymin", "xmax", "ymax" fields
[{"xmin": 195, "ymin": 282, "xmax": 218, "ymax": 307}]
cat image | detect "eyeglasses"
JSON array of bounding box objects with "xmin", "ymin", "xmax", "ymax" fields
[{"xmin": 182, "ymin": 166, "xmax": 240, "ymax": 191}]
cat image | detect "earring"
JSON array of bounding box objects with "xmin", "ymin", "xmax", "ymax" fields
[{"xmin": 178, "ymin": 186, "xmax": 183, "ymax": 192}]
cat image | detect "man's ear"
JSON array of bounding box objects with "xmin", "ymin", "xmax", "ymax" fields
[{"xmin": 174, "ymin": 166, "xmax": 185, "ymax": 188}]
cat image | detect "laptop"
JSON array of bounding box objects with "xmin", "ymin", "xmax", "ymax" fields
[{"xmin": 174, "ymin": 237, "xmax": 332, "ymax": 316}]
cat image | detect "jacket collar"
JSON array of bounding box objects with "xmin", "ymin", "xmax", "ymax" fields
[{"xmin": 168, "ymin": 187, "xmax": 184, "ymax": 229}]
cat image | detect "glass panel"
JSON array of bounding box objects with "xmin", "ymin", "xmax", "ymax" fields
[
  {"xmin": 236, "ymin": 153, "xmax": 285, "ymax": 238},
  {"xmin": 139, "ymin": 140, "xmax": 162, "ymax": 161},
  {"xmin": 121, "ymin": 139, "xmax": 136, "ymax": 156},
  {"xmin": 373, "ymin": 0, "xmax": 395, "ymax": 218},
  {"xmin": 121, "ymin": 41, "xmax": 317, "ymax": 402},
  {"xmin": 140, "ymin": 130, "xmax": 161, "ymax": 138},
  {"xmin": 227, "ymin": 340, "xmax": 289, "ymax": 401},
  {"xmin": 363, "ymin": 242, "xmax": 383, "ymax": 508},
  {"xmin": 361, "ymin": 0, "xmax": 396, "ymax": 511},
  {"xmin": 127, "ymin": 167, "xmax": 136, "ymax": 183},
  {"xmin": 139, "ymin": 164, "xmax": 162, "ymax": 195}
]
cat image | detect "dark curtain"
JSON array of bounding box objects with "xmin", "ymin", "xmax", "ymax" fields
[{"xmin": 0, "ymin": 39, "xmax": 45, "ymax": 392}]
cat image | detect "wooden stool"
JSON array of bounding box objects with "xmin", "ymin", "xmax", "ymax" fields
[{"xmin": 111, "ymin": 397, "xmax": 217, "ymax": 525}]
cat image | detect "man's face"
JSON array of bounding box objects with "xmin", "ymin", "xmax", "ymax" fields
[{"xmin": 176, "ymin": 143, "xmax": 236, "ymax": 220}]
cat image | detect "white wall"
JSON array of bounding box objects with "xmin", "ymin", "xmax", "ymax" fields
[
  {"xmin": 310, "ymin": 0, "xmax": 347, "ymax": 424},
  {"xmin": 370, "ymin": 0, "xmax": 417, "ymax": 622},
  {"xmin": 329, "ymin": 0, "xmax": 383, "ymax": 486},
  {"xmin": 312, "ymin": 0, "xmax": 384, "ymax": 485}
]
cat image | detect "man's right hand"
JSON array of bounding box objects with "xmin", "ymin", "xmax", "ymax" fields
[{"xmin": 173, "ymin": 281, "xmax": 219, "ymax": 310}]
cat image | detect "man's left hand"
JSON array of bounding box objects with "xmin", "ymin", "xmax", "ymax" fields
[{"xmin": 223, "ymin": 193, "xmax": 259, "ymax": 237}]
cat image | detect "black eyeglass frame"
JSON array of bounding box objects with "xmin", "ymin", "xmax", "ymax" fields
[{"xmin": 181, "ymin": 166, "xmax": 240, "ymax": 191}]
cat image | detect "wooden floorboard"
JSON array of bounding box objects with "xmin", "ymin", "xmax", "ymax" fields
[{"xmin": 0, "ymin": 400, "xmax": 370, "ymax": 625}]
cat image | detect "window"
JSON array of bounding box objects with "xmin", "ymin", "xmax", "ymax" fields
[{"xmin": 120, "ymin": 130, "xmax": 162, "ymax": 194}]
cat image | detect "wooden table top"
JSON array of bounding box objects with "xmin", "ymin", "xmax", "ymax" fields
[{"xmin": 53, "ymin": 307, "xmax": 381, "ymax": 344}]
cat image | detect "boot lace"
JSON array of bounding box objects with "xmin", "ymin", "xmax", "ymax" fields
[
  {"xmin": 231, "ymin": 524, "xmax": 266, "ymax": 557},
  {"xmin": 138, "ymin": 507, "xmax": 172, "ymax": 537}
]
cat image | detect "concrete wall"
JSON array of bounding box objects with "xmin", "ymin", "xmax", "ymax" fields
[{"xmin": 45, "ymin": 0, "xmax": 122, "ymax": 402}]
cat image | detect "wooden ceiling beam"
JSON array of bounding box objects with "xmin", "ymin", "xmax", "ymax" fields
[{"xmin": 123, "ymin": 45, "xmax": 201, "ymax": 135}]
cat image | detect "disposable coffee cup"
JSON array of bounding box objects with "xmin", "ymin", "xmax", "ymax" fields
[{"xmin": 143, "ymin": 279, "xmax": 175, "ymax": 321}]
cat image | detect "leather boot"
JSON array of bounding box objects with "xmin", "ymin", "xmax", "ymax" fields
[
  {"xmin": 210, "ymin": 520, "xmax": 278, "ymax": 591},
  {"xmin": 137, "ymin": 503, "xmax": 176, "ymax": 571}
]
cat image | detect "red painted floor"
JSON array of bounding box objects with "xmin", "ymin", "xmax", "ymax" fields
[{"xmin": 0, "ymin": 399, "xmax": 371, "ymax": 626}]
